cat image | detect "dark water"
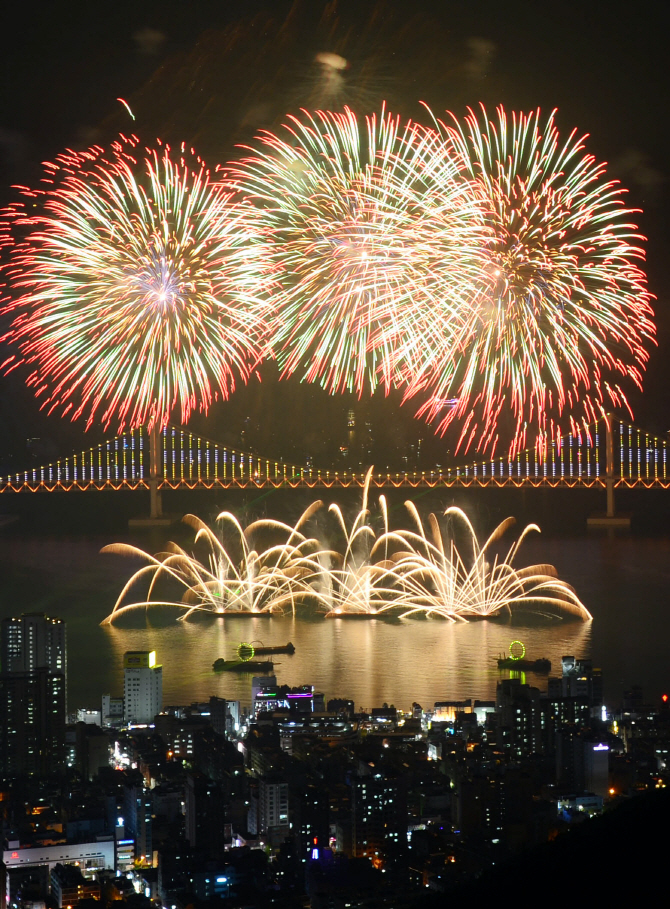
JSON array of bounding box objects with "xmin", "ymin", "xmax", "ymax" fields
[{"xmin": 0, "ymin": 486, "xmax": 668, "ymax": 711}]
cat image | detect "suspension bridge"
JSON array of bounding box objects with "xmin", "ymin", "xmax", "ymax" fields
[{"xmin": 0, "ymin": 417, "xmax": 667, "ymax": 514}]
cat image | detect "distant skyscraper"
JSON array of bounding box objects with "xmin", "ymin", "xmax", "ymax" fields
[
  {"xmin": 1, "ymin": 612, "xmax": 67, "ymax": 677},
  {"xmin": 124, "ymin": 651, "xmax": 162, "ymax": 724}
]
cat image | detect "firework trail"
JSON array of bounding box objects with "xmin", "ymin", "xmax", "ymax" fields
[
  {"xmin": 230, "ymin": 106, "xmax": 487, "ymax": 397},
  {"xmin": 405, "ymin": 105, "xmax": 655, "ymax": 455},
  {"xmin": 0, "ymin": 135, "xmax": 269, "ymax": 430}
]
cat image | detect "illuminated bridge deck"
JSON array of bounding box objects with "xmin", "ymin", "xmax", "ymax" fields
[{"xmin": 0, "ymin": 420, "xmax": 668, "ymax": 492}]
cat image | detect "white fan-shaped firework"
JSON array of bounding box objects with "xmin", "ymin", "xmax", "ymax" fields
[
  {"xmin": 394, "ymin": 505, "xmax": 591, "ymax": 620},
  {"xmin": 100, "ymin": 504, "xmax": 323, "ymax": 622},
  {"xmin": 102, "ymin": 481, "xmax": 590, "ymax": 624}
]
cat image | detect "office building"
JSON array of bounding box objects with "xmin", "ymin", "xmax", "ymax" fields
[
  {"xmin": 102, "ymin": 694, "xmax": 124, "ymax": 727},
  {"xmin": 3, "ymin": 839, "xmax": 115, "ymax": 874},
  {"xmin": 124, "ymin": 651, "xmax": 162, "ymax": 724},
  {"xmin": 556, "ymin": 729, "xmax": 610, "ymax": 797},
  {"xmin": 254, "ymin": 684, "xmax": 323, "ymax": 716},
  {"xmin": 548, "ymin": 656, "xmax": 603, "ymax": 706}
]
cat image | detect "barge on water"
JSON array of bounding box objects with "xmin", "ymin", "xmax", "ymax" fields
[
  {"xmin": 497, "ymin": 657, "xmax": 551, "ymax": 673},
  {"xmin": 238, "ymin": 642, "xmax": 295, "ymax": 657},
  {"xmin": 213, "ymin": 658, "xmax": 274, "ymax": 673}
]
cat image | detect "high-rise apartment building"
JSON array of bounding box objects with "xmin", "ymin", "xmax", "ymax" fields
[
  {"xmin": 0, "ymin": 666, "xmax": 66, "ymax": 775},
  {"xmin": 353, "ymin": 774, "xmax": 407, "ymax": 866},
  {"xmin": 124, "ymin": 651, "xmax": 162, "ymax": 724},
  {"xmin": 259, "ymin": 776, "xmax": 290, "ymax": 832},
  {"xmin": 0, "ymin": 612, "xmax": 67, "ymax": 776},
  {"xmin": 123, "ymin": 774, "xmax": 153, "ymax": 862},
  {"xmin": 185, "ymin": 772, "xmax": 228, "ymax": 860},
  {"xmin": 1, "ymin": 612, "xmax": 67, "ymax": 678}
]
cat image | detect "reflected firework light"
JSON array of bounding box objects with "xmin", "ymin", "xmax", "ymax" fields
[
  {"xmin": 406, "ymin": 104, "xmax": 655, "ymax": 455},
  {"xmin": 0, "ymin": 135, "xmax": 270, "ymax": 431}
]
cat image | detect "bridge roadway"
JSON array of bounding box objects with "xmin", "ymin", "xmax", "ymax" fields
[{"xmin": 0, "ymin": 470, "xmax": 668, "ymax": 492}]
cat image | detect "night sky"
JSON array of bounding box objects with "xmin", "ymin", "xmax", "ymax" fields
[{"xmin": 1, "ymin": 0, "xmax": 668, "ymax": 472}]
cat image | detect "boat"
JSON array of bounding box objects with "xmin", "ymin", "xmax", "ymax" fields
[
  {"xmin": 497, "ymin": 657, "xmax": 551, "ymax": 672},
  {"xmin": 213, "ymin": 658, "xmax": 274, "ymax": 673}
]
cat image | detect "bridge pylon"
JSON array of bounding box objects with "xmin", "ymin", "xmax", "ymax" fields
[
  {"xmin": 587, "ymin": 413, "xmax": 631, "ymax": 529},
  {"xmin": 149, "ymin": 424, "xmax": 162, "ymax": 519},
  {"xmin": 129, "ymin": 425, "xmax": 172, "ymax": 528}
]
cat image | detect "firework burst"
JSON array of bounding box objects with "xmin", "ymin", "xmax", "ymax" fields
[
  {"xmin": 230, "ymin": 106, "xmax": 486, "ymax": 396},
  {"xmin": 1, "ymin": 135, "xmax": 269, "ymax": 430},
  {"xmin": 405, "ymin": 105, "xmax": 655, "ymax": 454}
]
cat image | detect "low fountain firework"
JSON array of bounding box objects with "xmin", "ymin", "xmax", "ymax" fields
[
  {"xmin": 101, "ymin": 502, "xmax": 323, "ymax": 622},
  {"xmin": 102, "ymin": 471, "xmax": 591, "ymax": 624}
]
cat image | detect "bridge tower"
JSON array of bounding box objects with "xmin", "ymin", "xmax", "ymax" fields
[
  {"xmin": 129, "ymin": 425, "xmax": 172, "ymax": 528},
  {"xmin": 587, "ymin": 414, "xmax": 631, "ymax": 529},
  {"xmin": 149, "ymin": 424, "xmax": 162, "ymax": 519}
]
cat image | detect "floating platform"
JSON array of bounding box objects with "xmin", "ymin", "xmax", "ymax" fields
[
  {"xmin": 128, "ymin": 515, "xmax": 175, "ymax": 528},
  {"xmin": 239, "ymin": 642, "xmax": 295, "ymax": 656}
]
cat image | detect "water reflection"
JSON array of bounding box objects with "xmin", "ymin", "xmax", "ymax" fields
[
  {"xmin": 7, "ymin": 519, "xmax": 668, "ymax": 712},
  {"xmin": 103, "ymin": 613, "xmax": 592, "ymax": 709}
]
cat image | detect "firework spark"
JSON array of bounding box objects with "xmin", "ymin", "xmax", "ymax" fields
[
  {"xmin": 1, "ymin": 135, "xmax": 269, "ymax": 430},
  {"xmin": 230, "ymin": 106, "xmax": 486, "ymax": 397},
  {"xmin": 405, "ymin": 105, "xmax": 655, "ymax": 454},
  {"xmin": 309, "ymin": 467, "xmax": 410, "ymax": 615}
]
